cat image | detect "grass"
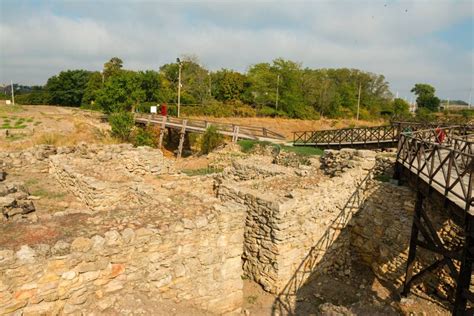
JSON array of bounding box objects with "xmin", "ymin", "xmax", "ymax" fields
[
  {"xmin": 6, "ymin": 134, "xmax": 27, "ymax": 141},
  {"xmin": 238, "ymin": 139, "xmax": 273, "ymax": 153},
  {"xmin": 237, "ymin": 139, "xmax": 323, "ymax": 156},
  {"xmin": 31, "ymin": 188, "xmax": 67, "ymax": 199},
  {"xmin": 181, "ymin": 167, "xmax": 224, "ymax": 176},
  {"xmin": 0, "ymin": 105, "xmax": 25, "ymax": 114},
  {"xmin": 25, "ymin": 179, "xmax": 40, "ymax": 186},
  {"xmin": 0, "ymin": 115, "xmax": 34, "ymax": 129},
  {"xmin": 38, "ymin": 133, "xmax": 62, "ymax": 145},
  {"xmin": 280, "ymin": 145, "xmax": 324, "ymax": 156}
]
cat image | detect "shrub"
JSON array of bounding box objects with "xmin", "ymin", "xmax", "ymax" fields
[
  {"xmin": 108, "ymin": 112, "xmax": 134, "ymax": 141},
  {"xmin": 415, "ymin": 107, "xmax": 436, "ymax": 122},
  {"xmin": 134, "ymin": 127, "xmax": 155, "ymax": 147},
  {"xmin": 201, "ymin": 125, "xmax": 224, "ymax": 154},
  {"xmin": 257, "ymin": 106, "xmax": 287, "ymax": 118}
]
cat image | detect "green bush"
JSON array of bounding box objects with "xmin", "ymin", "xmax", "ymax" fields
[
  {"xmin": 80, "ymin": 102, "xmax": 103, "ymax": 112},
  {"xmin": 108, "ymin": 112, "xmax": 134, "ymax": 141},
  {"xmin": 415, "ymin": 107, "xmax": 436, "ymax": 122},
  {"xmin": 257, "ymin": 106, "xmax": 287, "ymax": 117},
  {"xmin": 201, "ymin": 125, "xmax": 224, "ymax": 154},
  {"xmin": 134, "ymin": 127, "xmax": 155, "ymax": 147}
]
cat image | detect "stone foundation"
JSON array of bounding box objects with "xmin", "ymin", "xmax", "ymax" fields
[
  {"xmin": 218, "ymin": 150, "xmax": 377, "ymax": 294},
  {"xmin": 0, "ymin": 201, "xmax": 245, "ymax": 315}
]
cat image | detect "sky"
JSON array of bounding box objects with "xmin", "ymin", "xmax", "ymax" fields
[{"xmin": 0, "ymin": 0, "xmax": 473, "ymax": 101}]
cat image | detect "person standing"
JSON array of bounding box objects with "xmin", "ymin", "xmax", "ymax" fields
[{"xmin": 160, "ymin": 103, "xmax": 168, "ymax": 116}]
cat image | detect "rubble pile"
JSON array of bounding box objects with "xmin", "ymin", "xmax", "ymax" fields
[{"xmin": 0, "ymin": 181, "xmax": 36, "ymax": 222}]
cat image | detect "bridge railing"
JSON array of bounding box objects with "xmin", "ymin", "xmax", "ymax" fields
[
  {"xmin": 396, "ymin": 126, "xmax": 473, "ymax": 213},
  {"xmin": 134, "ymin": 113, "xmax": 286, "ymax": 140},
  {"xmin": 293, "ymin": 125, "xmax": 398, "ymax": 146}
]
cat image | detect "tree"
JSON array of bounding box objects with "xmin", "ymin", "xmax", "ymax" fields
[
  {"xmin": 411, "ymin": 83, "xmax": 440, "ymax": 112},
  {"xmin": 211, "ymin": 69, "xmax": 247, "ymax": 102},
  {"xmin": 108, "ymin": 111, "xmax": 134, "ymax": 141},
  {"xmin": 159, "ymin": 56, "xmax": 209, "ymax": 105},
  {"xmin": 96, "ymin": 71, "xmax": 145, "ymax": 113},
  {"xmin": 45, "ymin": 70, "xmax": 91, "ymax": 106},
  {"xmin": 103, "ymin": 57, "xmax": 123, "ymax": 79},
  {"xmin": 391, "ymin": 98, "xmax": 411, "ymax": 118},
  {"xmin": 82, "ymin": 72, "xmax": 104, "ymax": 106}
]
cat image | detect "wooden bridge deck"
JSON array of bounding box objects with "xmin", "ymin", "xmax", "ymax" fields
[
  {"xmin": 134, "ymin": 113, "xmax": 286, "ymax": 141},
  {"xmin": 396, "ymin": 128, "xmax": 473, "ymax": 215},
  {"xmin": 293, "ymin": 122, "xmax": 473, "ymax": 148}
]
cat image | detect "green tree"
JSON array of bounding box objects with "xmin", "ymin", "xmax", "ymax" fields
[
  {"xmin": 411, "ymin": 83, "xmax": 440, "ymax": 112},
  {"xmin": 82, "ymin": 72, "xmax": 104, "ymax": 106},
  {"xmin": 45, "ymin": 70, "xmax": 91, "ymax": 106},
  {"xmin": 108, "ymin": 111, "xmax": 135, "ymax": 141},
  {"xmin": 96, "ymin": 71, "xmax": 145, "ymax": 113},
  {"xmin": 212, "ymin": 69, "xmax": 247, "ymax": 102},
  {"xmin": 391, "ymin": 98, "xmax": 411, "ymax": 118},
  {"xmin": 103, "ymin": 57, "xmax": 123, "ymax": 79},
  {"xmin": 160, "ymin": 56, "xmax": 210, "ymax": 105}
]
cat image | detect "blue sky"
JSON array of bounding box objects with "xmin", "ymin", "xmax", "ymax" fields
[{"xmin": 0, "ymin": 0, "xmax": 472, "ymax": 101}]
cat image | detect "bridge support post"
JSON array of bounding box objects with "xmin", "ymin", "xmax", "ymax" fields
[
  {"xmin": 453, "ymin": 214, "xmax": 474, "ymax": 315},
  {"xmin": 402, "ymin": 191, "xmax": 423, "ymax": 297},
  {"xmin": 232, "ymin": 126, "xmax": 240, "ymax": 143},
  {"xmin": 158, "ymin": 116, "xmax": 167, "ymax": 149},
  {"xmin": 177, "ymin": 119, "xmax": 187, "ymax": 158}
]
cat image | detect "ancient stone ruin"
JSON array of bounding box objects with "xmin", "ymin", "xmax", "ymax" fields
[{"xmin": 0, "ymin": 143, "xmax": 467, "ymax": 314}]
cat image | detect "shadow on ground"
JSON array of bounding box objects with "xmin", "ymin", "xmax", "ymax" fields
[{"xmin": 271, "ymin": 169, "xmax": 454, "ymax": 315}]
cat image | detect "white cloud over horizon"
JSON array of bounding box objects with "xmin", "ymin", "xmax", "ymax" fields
[{"xmin": 0, "ymin": 0, "xmax": 473, "ymax": 100}]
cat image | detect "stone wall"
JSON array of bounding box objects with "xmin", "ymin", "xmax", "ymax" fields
[
  {"xmin": 0, "ymin": 201, "xmax": 246, "ymax": 315},
  {"xmin": 48, "ymin": 144, "xmax": 173, "ymax": 211},
  {"xmin": 217, "ymin": 150, "xmax": 377, "ymax": 294}
]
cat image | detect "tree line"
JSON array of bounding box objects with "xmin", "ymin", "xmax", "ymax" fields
[{"xmin": 11, "ymin": 56, "xmax": 443, "ymax": 120}]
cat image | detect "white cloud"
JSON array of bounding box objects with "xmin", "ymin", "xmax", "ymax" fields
[{"xmin": 0, "ymin": 0, "xmax": 472, "ymax": 100}]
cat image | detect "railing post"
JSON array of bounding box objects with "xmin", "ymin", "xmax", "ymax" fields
[{"xmin": 444, "ymin": 150, "xmax": 454, "ymax": 199}]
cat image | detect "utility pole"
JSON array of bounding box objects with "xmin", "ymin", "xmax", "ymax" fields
[
  {"xmin": 275, "ymin": 74, "xmax": 280, "ymax": 110},
  {"xmin": 469, "ymin": 89, "xmax": 472, "ymax": 108},
  {"xmin": 208, "ymin": 71, "xmax": 212, "ymax": 97},
  {"xmin": 356, "ymin": 82, "xmax": 361, "ymax": 120},
  {"xmin": 10, "ymin": 80, "xmax": 15, "ymax": 105},
  {"xmin": 396, "ymin": 91, "xmax": 399, "ymax": 99},
  {"xmin": 177, "ymin": 58, "xmax": 182, "ymax": 117},
  {"xmin": 447, "ymin": 98, "xmax": 450, "ymax": 111}
]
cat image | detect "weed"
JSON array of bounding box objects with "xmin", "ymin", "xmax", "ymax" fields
[
  {"xmin": 182, "ymin": 167, "xmax": 223, "ymax": 176},
  {"xmin": 31, "ymin": 188, "xmax": 67, "ymax": 199},
  {"xmin": 25, "ymin": 179, "xmax": 39, "ymax": 186},
  {"xmin": 246, "ymin": 295, "xmax": 258, "ymax": 305},
  {"xmin": 38, "ymin": 133, "xmax": 61, "ymax": 145},
  {"xmin": 201, "ymin": 125, "xmax": 224, "ymax": 154}
]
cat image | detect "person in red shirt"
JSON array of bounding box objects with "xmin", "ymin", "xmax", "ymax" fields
[
  {"xmin": 160, "ymin": 103, "xmax": 168, "ymax": 116},
  {"xmin": 435, "ymin": 127, "xmax": 446, "ymax": 144}
]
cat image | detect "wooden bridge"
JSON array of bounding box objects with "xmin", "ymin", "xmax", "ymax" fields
[
  {"xmin": 395, "ymin": 126, "xmax": 473, "ymax": 315},
  {"xmin": 292, "ymin": 122, "xmax": 471, "ymax": 148},
  {"xmin": 134, "ymin": 113, "xmax": 285, "ymax": 157}
]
